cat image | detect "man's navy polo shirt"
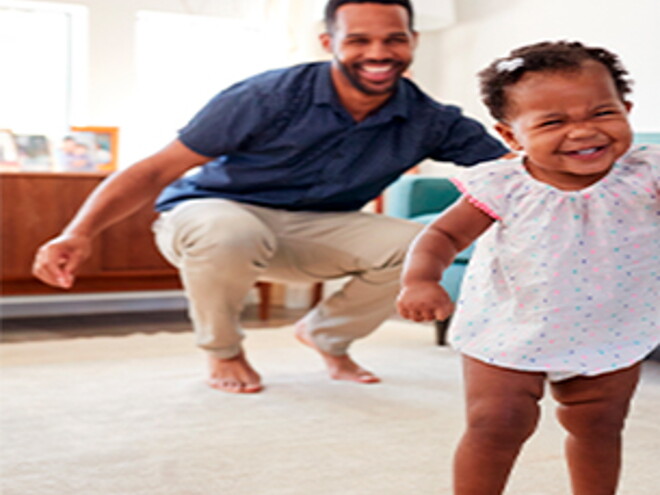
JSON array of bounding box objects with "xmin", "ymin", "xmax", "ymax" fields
[{"xmin": 155, "ymin": 62, "xmax": 507, "ymax": 212}]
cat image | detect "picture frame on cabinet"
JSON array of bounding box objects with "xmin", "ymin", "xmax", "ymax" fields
[
  {"xmin": 55, "ymin": 126, "xmax": 118, "ymax": 173},
  {"xmin": 0, "ymin": 129, "xmax": 20, "ymax": 171},
  {"xmin": 14, "ymin": 134, "xmax": 54, "ymax": 172}
]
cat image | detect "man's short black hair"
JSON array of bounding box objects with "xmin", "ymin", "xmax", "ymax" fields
[{"xmin": 324, "ymin": 0, "xmax": 415, "ymax": 31}]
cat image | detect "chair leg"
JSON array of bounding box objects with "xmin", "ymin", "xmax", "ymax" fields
[
  {"xmin": 256, "ymin": 282, "xmax": 271, "ymax": 320},
  {"xmin": 434, "ymin": 318, "xmax": 450, "ymax": 346},
  {"xmin": 310, "ymin": 282, "xmax": 323, "ymax": 307},
  {"xmin": 256, "ymin": 281, "xmax": 323, "ymax": 321}
]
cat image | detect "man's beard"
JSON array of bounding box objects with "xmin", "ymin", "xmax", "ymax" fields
[{"xmin": 336, "ymin": 58, "xmax": 404, "ymax": 96}]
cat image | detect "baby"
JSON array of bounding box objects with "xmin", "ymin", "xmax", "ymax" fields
[{"xmin": 397, "ymin": 40, "xmax": 659, "ymax": 494}]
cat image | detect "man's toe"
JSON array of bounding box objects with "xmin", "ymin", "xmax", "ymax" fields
[{"xmin": 358, "ymin": 373, "xmax": 381, "ymax": 384}]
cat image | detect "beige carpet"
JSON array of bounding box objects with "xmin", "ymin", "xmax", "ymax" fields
[{"xmin": 1, "ymin": 319, "xmax": 659, "ymax": 495}]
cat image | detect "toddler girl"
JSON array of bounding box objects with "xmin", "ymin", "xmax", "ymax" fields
[{"xmin": 397, "ymin": 40, "xmax": 659, "ymax": 495}]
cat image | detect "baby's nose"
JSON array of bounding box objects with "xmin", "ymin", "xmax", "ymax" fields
[{"xmin": 566, "ymin": 122, "xmax": 599, "ymax": 139}]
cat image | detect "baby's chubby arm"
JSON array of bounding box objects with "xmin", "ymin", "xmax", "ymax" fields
[{"xmin": 396, "ymin": 196, "xmax": 494, "ymax": 322}]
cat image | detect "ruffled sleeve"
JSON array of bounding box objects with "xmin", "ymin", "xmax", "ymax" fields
[
  {"xmin": 619, "ymin": 144, "xmax": 660, "ymax": 197},
  {"xmin": 639, "ymin": 145, "xmax": 660, "ymax": 192},
  {"xmin": 449, "ymin": 159, "xmax": 525, "ymax": 220}
]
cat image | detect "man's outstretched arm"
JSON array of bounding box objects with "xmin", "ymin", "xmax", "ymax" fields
[{"xmin": 32, "ymin": 139, "xmax": 210, "ymax": 288}]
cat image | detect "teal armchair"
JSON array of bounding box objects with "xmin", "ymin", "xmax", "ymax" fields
[
  {"xmin": 384, "ymin": 175, "xmax": 472, "ymax": 304},
  {"xmin": 634, "ymin": 132, "xmax": 660, "ymax": 145},
  {"xmin": 384, "ymin": 174, "xmax": 467, "ymax": 344}
]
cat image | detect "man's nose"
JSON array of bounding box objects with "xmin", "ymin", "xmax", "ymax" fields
[{"xmin": 364, "ymin": 41, "xmax": 390, "ymax": 59}]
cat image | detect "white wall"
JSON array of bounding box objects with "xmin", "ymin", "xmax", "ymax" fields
[
  {"xmin": 19, "ymin": 0, "xmax": 274, "ymax": 165},
  {"xmin": 29, "ymin": 0, "xmax": 264, "ymax": 125},
  {"xmin": 413, "ymin": 0, "xmax": 660, "ymax": 133},
  {"xmin": 15, "ymin": 0, "xmax": 659, "ymax": 164}
]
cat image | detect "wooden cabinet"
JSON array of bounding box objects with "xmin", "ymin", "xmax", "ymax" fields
[{"xmin": 0, "ymin": 171, "xmax": 181, "ymax": 295}]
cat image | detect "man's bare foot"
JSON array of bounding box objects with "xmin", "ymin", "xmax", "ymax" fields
[
  {"xmin": 294, "ymin": 322, "xmax": 380, "ymax": 384},
  {"xmin": 207, "ymin": 352, "xmax": 263, "ymax": 393}
]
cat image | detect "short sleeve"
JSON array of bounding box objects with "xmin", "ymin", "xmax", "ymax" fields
[
  {"xmin": 428, "ymin": 106, "xmax": 508, "ymax": 165},
  {"xmin": 449, "ymin": 159, "xmax": 524, "ymax": 220},
  {"xmin": 641, "ymin": 145, "xmax": 660, "ymax": 191},
  {"xmin": 620, "ymin": 144, "xmax": 660, "ymax": 194},
  {"xmin": 178, "ymin": 75, "xmax": 283, "ymax": 157}
]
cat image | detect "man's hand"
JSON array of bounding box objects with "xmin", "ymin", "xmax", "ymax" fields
[
  {"xmin": 32, "ymin": 234, "xmax": 92, "ymax": 289},
  {"xmin": 30, "ymin": 140, "xmax": 211, "ymax": 290},
  {"xmin": 396, "ymin": 282, "xmax": 454, "ymax": 322}
]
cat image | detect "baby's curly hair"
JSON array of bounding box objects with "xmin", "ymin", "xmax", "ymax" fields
[{"xmin": 479, "ymin": 40, "xmax": 633, "ymax": 122}]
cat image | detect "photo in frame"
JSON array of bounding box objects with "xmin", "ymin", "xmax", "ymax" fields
[
  {"xmin": 55, "ymin": 126, "xmax": 118, "ymax": 173},
  {"xmin": 0, "ymin": 129, "xmax": 20, "ymax": 171},
  {"xmin": 14, "ymin": 134, "xmax": 54, "ymax": 172}
]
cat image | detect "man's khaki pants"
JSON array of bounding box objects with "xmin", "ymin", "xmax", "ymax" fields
[{"xmin": 153, "ymin": 198, "xmax": 423, "ymax": 359}]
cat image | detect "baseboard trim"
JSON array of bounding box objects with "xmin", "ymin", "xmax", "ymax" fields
[{"xmin": 1, "ymin": 291, "xmax": 189, "ymax": 319}]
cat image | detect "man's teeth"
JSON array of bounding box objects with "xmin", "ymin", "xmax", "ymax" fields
[{"xmin": 363, "ymin": 66, "xmax": 391, "ymax": 73}]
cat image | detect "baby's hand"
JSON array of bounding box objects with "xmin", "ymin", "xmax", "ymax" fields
[{"xmin": 396, "ymin": 282, "xmax": 454, "ymax": 322}]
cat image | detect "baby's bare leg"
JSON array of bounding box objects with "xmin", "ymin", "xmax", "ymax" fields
[
  {"xmin": 453, "ymin": 356, "xmax": 545, "ymax": 495},
  {"xmin": 551, "ymin": 364, "xmax": 641, "ymax": 495}
]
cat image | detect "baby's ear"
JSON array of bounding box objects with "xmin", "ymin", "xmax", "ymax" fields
[{"xmin": 494, "ymin": 122, "xmax": 524, "ymax": 152}]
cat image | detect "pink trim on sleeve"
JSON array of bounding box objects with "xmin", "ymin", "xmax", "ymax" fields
[{"xmin": 450, "ymin": 177, "xmax": 501, "ymax": 220}]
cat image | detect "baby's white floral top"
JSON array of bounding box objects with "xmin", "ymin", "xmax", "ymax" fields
[{"xmin": 448, "ymin": 145, "xmax": 659, "ymax": 375}]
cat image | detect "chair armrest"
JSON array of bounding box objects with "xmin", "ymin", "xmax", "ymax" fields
[
  {"xmin": 634, "ymin": 133, "xmax": 660, "ymax": 145},
  {"xmin": 384, "ymin": 175, "xmax": 461, "ymax": 219}
]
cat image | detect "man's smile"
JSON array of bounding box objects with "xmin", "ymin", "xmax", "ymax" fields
[{"xmin": 356, "ymin": 61, "xmax": 401, "ymax": 82}]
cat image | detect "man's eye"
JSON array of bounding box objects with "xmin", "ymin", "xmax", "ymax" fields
[{"xmin": 595, "ymin": 110, "xmax": 616, "ymax": 117}]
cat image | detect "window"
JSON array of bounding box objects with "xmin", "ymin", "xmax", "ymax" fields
[
  {"xmin": 0, "ymin": 0, "xmax": 87, "ymax": 136},
  {"xmin": 127, "ymin": 10, "xmax": 288, "ymax": 160}
]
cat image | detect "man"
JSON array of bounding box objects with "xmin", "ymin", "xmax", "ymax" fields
[{"xmin": 32, "ymin": 0, "xmax": 508, "ymax": 393}]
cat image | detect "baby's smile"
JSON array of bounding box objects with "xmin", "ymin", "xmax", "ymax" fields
[{"xmin": 561, "ymin": 144, "xmax": 608, "ymax": 157}]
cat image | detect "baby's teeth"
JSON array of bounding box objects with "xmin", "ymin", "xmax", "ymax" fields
[{"xmin": 576, "ymin": 148, "xmax": 598, "ymax": 155}]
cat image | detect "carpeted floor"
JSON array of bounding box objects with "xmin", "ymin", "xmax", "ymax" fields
[{"xmin": 1, "ymin": 316, "xmax": 659, "ymax": 495}]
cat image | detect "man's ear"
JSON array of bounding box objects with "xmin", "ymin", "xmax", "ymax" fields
[
  {"xmin": 319, "ymin": 32, "xmax": 332, "ymax": 54},
  {"xmin": 411, "ymin": 30, "xmax": 419, "ymax": 50},
  {"xmin": 494, "ymin": 122, "xmax": 524, "ymax": 152}
]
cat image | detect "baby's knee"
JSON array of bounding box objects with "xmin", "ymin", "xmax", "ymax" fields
[
  {"xmin": 466, "ymin": 399, "xmax": 540, "ymax": 448},
  {"xmin": 556, "ymin": 401, "xmax": 628, "ymax": 439}
]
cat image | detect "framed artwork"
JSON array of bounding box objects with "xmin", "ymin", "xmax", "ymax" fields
[
  {"xmin": 55, "ymin": 126, "xmax": 118, "ymax": 173},
  {"xmin": 0, "ymin": 129, "xmax": 20, "ymax": 171},
  {"xmin": 14, "ymin": 134, "xmax": 54, "ymax": 172}
]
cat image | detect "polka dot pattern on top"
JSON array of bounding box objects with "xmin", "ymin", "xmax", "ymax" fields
[{"xmin": 448, "ymin": 145, "xmax": 660, "ymax": 376}]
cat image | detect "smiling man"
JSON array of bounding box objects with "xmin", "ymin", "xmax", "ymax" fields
[
  {"xmin": 32, "ymin": 0, "xmax": 508, "ymax": 394},
  {"xmin": 324, "ymin": 1, "xmax": 415, "ymax": 100}
]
